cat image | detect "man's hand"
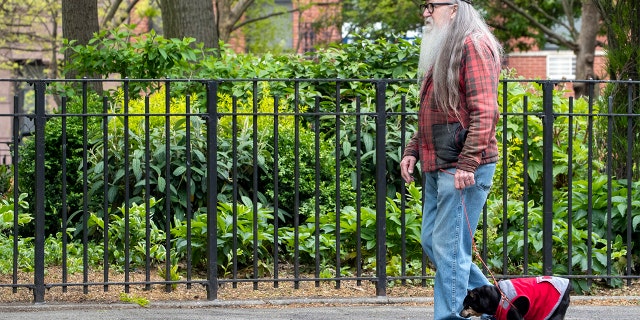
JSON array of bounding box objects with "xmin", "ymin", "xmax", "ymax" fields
[
  {"xmin": 400, "ymin": 156, "xmax": 417, "ymax": 184},
  {"xmin": 454, "ymin": 168, "xmax": 475, "ymax": 190}
]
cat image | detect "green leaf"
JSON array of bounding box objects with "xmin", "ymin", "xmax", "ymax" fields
[
  {"xmin": 633, "ymin": 215, "xmax": 640, "ymax": 230},
  {"xmin": 342, "ymin": 140, "xmax": 351, "ymax": 157},
  {"xmin": 157, "ymin": 176, "xmax": 166, "ymax": 192},
  {"xmin": 132, "ymin": 158, "xmax": 142, "ymax": 181},
  {"xmin": 93, "ymin": 161, "xmax": 104, "ymax": 174},
  {"xmin": 173, "ymin": 166, "xmax": 187, "ymax": 176}
]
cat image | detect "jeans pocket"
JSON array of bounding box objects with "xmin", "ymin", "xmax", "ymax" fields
[{"xmin": 475, "ymin": 181, "xmax": 493, "ymax": 192}]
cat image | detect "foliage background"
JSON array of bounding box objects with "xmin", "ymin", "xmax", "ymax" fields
[{"xmin": 2, "ymin": 28, "xmax": 639, "ymax": 293}]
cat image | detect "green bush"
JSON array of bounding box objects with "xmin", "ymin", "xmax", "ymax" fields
[
  {"xmin": 482, "ymin": 71, "xmax": 640, "ymax": 290},
  {"xmin": 171, "ymin": 198, "xmax": 275, "ymax": 276},
  {"xmin": 0, "ymin": 165, "xmax": 11, "ymax": 198},
  {"xmin": 62, "ymin": 28, "xmax": 422, "ymax": 227},
  {"xmin": 86, "ymin": 88, "xmax": 208, "ymax": 226},
  {"xmin": 0, "ymin": 193, "xmax": 32, "ymax": 232},
  {"xmin": 17, "ymin": 94, "xmax": 103, "ymax": 236},
  {"xmin": 0, "ymin": 193, "xmax": 33, "ymax": 273},
  {"xmin": 63, "ymin": 26, "xmax": 203, "ymax": 94},
  {"xmin": 9, "ymin": 28, "xmax": 633, "ymax": 291},
  {"xmin": 215, "ymin": 86, "xmax": 340, "ymax": 221},
  {"xmin": 88, "ymin": 198, "xmax": 166, "ymax": 268}
]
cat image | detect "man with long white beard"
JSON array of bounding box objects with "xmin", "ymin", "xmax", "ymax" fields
[{"xmin": 400, "ymin": 1, "xmax": 503, "ymax": 319}]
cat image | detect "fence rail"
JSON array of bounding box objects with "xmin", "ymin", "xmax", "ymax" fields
[{"xmin": 0, "ymin": 78, "xmax": 638, "ymax": 303}]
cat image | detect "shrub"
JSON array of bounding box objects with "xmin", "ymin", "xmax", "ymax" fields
[
  {"xmin": 88, "ymin": 198, "xmax": 167, "ymax": 268},
  {"xmin": 86, "ymin": 88, "xmax": 208, "ymax": 227},
  {"xmin": 17, "ymin": 93, "xmax": 103, "ymax": 236},
  {"xmin": 0, "ymin": 165, "xmax": 11, "ymax": 198},
  {"xmin": 0, "ymin": 193, "xmax": 33, "ymax": 273},
  {"xmin": 483, "ymin": 71, "xmax": 640, "ymax": 289},
  {"xmin": 171, "ymin": 198, "xmax": 275, "ymax": 276}
]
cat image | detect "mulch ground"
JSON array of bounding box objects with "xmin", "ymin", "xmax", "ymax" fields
[{"xmin": 1, "ymin": 267, "xmax": 639, "ymax": 306}]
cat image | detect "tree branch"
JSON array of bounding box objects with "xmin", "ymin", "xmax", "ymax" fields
[
  {"xmin": 229, "ymin": 0, "xmax": 255, "ymax": 28},
  {"xmin": 101, "ymin": 0, "xmax": 141, "ymax": 28},
  {"xmin": 230, "ymin": 1, "xmax": 336, "ymax": 33},
  {"xmin": 561, "ymin": 0, "xmax": 576, "ymax": 36},
  {"xmin": 101, "ymin": 0, "xmax": 124, "ymax": 27},
  {"xmin": 529, "ymin": 2, "xmax": 572, "ymax": 35},
  {"xmin": 0, "ymin": 46, "xmax": 52, "ymax": 52},
  {"xmin": 232, "ymin": 8, "xmax": 301, "ymax": 31},
  {"xmin": 501, "ymin": 0, "xmax": 578, "ymax": 51}
]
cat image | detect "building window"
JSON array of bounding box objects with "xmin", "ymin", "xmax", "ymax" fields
[{"xmin": 547, "ymin": 54, "xmax": 576, "ymax": 79}]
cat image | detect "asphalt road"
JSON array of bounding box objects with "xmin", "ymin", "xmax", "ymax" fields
[{"xmin": 0, "ymin": 297, "xmax": 637, "ymax": 320}]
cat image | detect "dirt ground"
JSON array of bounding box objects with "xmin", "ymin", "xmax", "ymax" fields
[{"xmin": 1, "ymin": 267, "xmax": 639, "ymax": 306}]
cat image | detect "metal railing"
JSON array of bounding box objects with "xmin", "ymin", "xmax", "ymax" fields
[{"xmin": 0, "ymin": 78, "xmax": 637, "ymax": 303}]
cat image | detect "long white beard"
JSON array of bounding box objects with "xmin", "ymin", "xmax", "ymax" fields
[{"xmin": 417, "ymin": 22, "xmax": 449, "ymax": 83}]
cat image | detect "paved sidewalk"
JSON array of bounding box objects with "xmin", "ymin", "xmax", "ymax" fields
[{"xmin": 0, "ymin": 296, "xmax": 638, "ymax": 320}]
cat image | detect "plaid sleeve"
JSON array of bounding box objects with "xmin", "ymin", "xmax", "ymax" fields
[
  {"xmin": 403, "ymin": 131, "xmax": 420, "ymax": 159},
  {"xmin": 457, "ymin": 37, "xmax": 500, "ymax": 172}
]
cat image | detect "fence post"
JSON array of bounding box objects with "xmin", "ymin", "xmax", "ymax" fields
[
  {"xmin": 206, "ymin": 81, "xmax": 219, "ymax": 300},
  {"xmin": 375, "ymin": 81, "xmax": 387, "ymax": 296},
  {"xmin": 12, "ymin": 95, "xmax": 20, "ymax": 293},
  {"xmin": 541, "ymin": 81, "xmax": 555, "ymax": 275},
  {"xmin": 32, "ymin": 80, "xmax": 47, "ymax": 303}
]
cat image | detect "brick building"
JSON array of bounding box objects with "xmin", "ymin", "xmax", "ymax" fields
[
  {"xmin": 276, "ymin": 0, "xmax": 342, "ymax": 54},
  {"xmin": 505, "ymin": 49, "xmax": 607, "ymax": 81}
]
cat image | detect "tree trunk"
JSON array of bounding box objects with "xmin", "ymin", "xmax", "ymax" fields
[
  {"xmin": 160, "ymin": 0, "xmax": 218, "ymax": 50},
  {"xmin": 62, "ymin": 0, "xmax": 101, "ymax": 91},
  {"xmin": 215, "ymin": 0, "xmax": 254, "ymax": 43},
  {"xmin": 573, "ymin": 0, "xmax": 601, "ymax": 97}
]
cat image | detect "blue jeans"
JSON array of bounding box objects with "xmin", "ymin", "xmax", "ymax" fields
[{"xmin": 421, "ymin": 163, "xmax": 496, "ymax": 320}]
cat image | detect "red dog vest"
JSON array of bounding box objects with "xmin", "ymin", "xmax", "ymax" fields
[{"xmin": 494, "ymin": 276, "xmax": 569, "ymax": 320}]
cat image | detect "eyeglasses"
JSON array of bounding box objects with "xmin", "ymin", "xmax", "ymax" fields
[{"xmin": 420, "ymin": 2, "xmax": 455, "ymax": 14}]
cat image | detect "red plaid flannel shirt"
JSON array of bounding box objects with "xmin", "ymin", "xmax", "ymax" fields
[{"xmin": 404, "ymin": 35, "xmax": 500, "ymax": 173}]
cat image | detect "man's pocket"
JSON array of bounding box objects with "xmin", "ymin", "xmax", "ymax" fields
[{"xmin": 432, "ymin": 122, "xmax": 468, "ymax": 164}]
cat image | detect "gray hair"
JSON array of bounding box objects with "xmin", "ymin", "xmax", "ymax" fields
[{"xmin": 430, "ymin": 0, "xmax": 503, "ymax": 116}]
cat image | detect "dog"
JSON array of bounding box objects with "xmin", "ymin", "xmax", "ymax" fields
[{"xmin": 460, "ymin": 276, "xmax": 571, "ymax": 320}]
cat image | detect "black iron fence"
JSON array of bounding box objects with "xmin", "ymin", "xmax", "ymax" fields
[{"xmin": 0, "ymin": 78, "xmax": 638, "ymax": 303}]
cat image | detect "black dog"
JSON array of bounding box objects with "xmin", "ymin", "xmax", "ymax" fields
[{"xmin": 460, "ymin": 276, "xmax": 571, "ymax": 320}]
